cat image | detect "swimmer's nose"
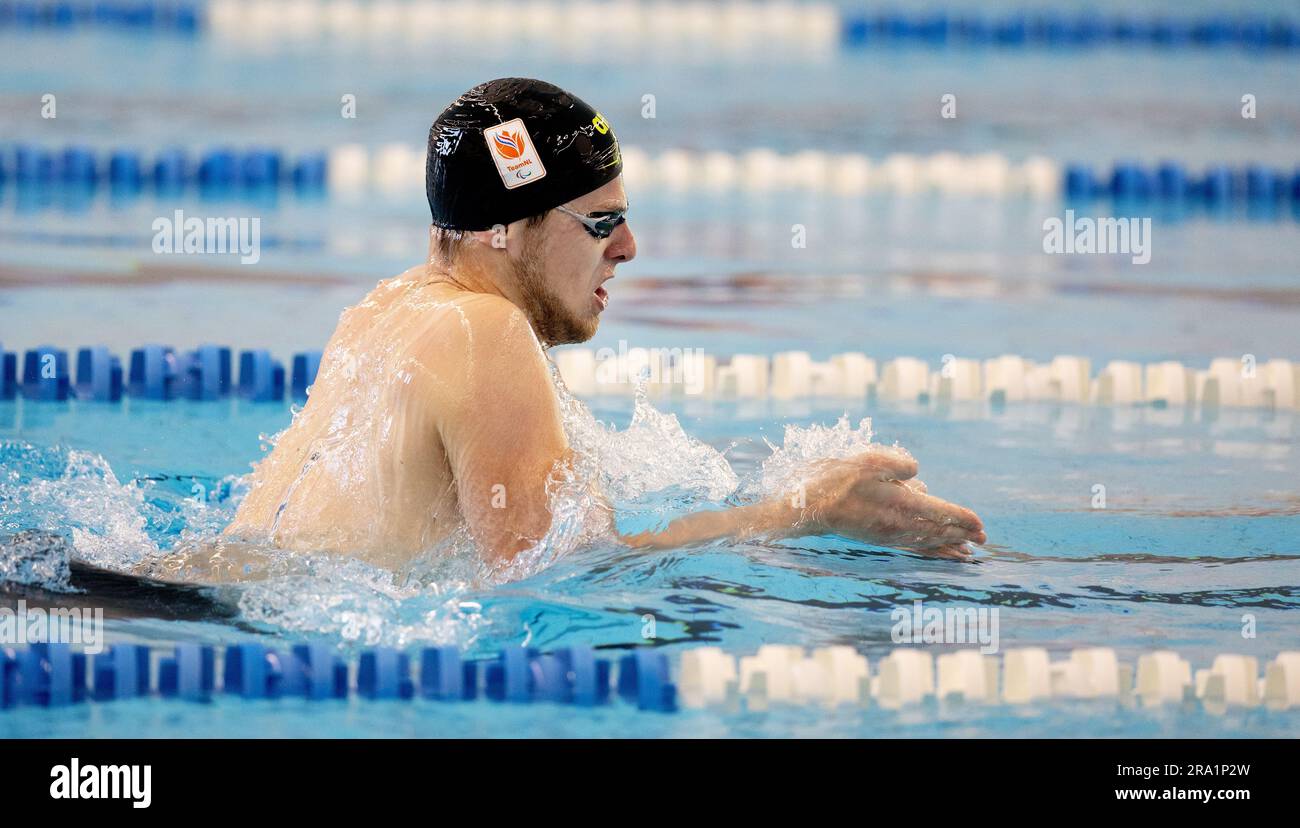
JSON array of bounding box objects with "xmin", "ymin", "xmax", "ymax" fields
[{"xmin": 606, "ymin": 220, "xmax": 636, "ymax": 263}]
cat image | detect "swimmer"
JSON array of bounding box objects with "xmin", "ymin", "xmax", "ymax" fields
[{"xmin": 220, "ymin": 78, "xmax": 985, "ymax": 576}]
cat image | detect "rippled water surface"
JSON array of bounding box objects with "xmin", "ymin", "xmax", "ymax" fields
[{"xmin": 2, "ymin": 389, "xmax": 1296, "ymax": 736}]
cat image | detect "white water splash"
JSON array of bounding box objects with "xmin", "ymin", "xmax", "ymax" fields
[
  {"xmin": 0, "ymin": 444, "xmax": 159, "ymax": 576},
  {"xmin": 593, "ymin": 388, "xmax": 740, "ymax": 503},
  {"xmin": 739, "ymin": 414, "xmax": 881, "ymax": 500},
  {"xmin": 235, "ymin": 554, "xmax": 482, "ymax": 649},
  {"xmin": 0, "ymin": 530, "xmax": 74, "ymax": 590}
]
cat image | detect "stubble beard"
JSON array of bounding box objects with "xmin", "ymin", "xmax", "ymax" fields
[{"xmin": 513, "ymin": 234, "xmax": 599, "ymax": 347}]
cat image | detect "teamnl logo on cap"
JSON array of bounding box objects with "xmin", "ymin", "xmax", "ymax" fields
[{"xmin": 484, "ymin": 117, "xmax": 548, "ymax": 190}]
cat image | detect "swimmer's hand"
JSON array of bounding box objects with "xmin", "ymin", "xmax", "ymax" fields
[
  {"xmin": 788, "ymin": 447, "xmax": 986, "ymax": 561},
  {"xmin": 622, "ymin": 447, "xmax": 985, "ymax": 561}
]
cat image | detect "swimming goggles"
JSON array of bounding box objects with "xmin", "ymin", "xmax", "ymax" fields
[{"xmin": 554, "ymin": 204, "xmax": 628, "ymax": 240}]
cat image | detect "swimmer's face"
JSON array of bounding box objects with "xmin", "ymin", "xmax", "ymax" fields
[{"xmin": 509, "ymin": 177, "xmax": 636, "ymax": 346}]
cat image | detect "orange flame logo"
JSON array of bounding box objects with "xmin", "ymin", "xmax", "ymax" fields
[{"xmin": 493, "ymin": 130, "xmax": 525, "ymax": 159}]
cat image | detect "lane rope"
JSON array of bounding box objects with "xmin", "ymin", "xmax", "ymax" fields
[
  {"xmin": 5, "ymin": 343, "xmax": 1295, "ymax": 411},
  {"xmin": 3, "ymin": 641, "xmax": 1297, "ymax": 714},
  {"xmin": 5, "ymin": 2, "xmax": 1298, "ymax": 57}
]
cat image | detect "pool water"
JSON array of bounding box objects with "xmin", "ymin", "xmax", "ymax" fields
[
  {"xmin": 2, "ymin": 390, "xmax": 1298, "ymax": 736},
  {"xmin": 2, "ymin": 0, "xmax": 1299, "ymax": 736}
]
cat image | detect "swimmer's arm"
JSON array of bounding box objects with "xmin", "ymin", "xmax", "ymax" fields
[
  {"xmin": 428, "ymin": 298, "xmax": 572, "ymax": 566},
  {"xmin": 618, "ymin": 500, "xmax": 800, "ymax": 550},
  {"xmin": 619, "ymin": 450, "xmax": 986, "ymax": 557}
]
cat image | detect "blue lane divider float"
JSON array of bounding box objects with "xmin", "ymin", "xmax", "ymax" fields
[
  {"xmin": 358, "ymin": 648, "xmax": 415, "ymax": 700},
  {"xmin": 0, "ymin": 144, "xmax": 327, "ymax": 195},
  {"xmin": 14, "ymin": 643, "xmax": 87, "ymax": 706},
  {"xmin": 291, "ymin": 351, "xmax": 321, "ymax": 399},
  {"xmin": 92, "ymin": 643, "xmax": 149, "ymax": 701},
  {"xmin": 420, "ymin": 645, "xmax": 476, "ymax": 702},
  {"xmin": 840, "ymin": 11, "xmax": 1299, "ymax": 51},
  {"xmin": 0, "ymin": 344, "xmax": 322, "ymax": 403},
  {"xmin": 618, "ymin": 649, "xmax": 676, "ymax": 712},
  {"xmin": 0, "ymin": 0, "xmax": 202, "ymax": 33},
  {"xmin": 1, "ymin": 647, "xmax": 18, "ymax": 708},
  {"xmin": 158, "ymin": 642, "xmax": 215, "ymax": 701},
  {"xmin": 284, "ymin": 643, "xmax": 349, "ymax": 700},
  {"xmin": 237, "ymin": 349, "xmax": 285, "ymax": 403},
  {"xmin": 0, "ymin": 345, "xmax": 16, "ymax": 400},
  {"xmin": 75, "ymin": 346, "xmax": 123, "ymax": 402},
  {"xmin": 0, "ymin": 642, "xmax": 677, "ymax": 713},
  {"xmin": 1066, "ymin": 161, "xmax": 1300, "ymax": 204},
  {"xmin": 19, "ymin": 344, "xmax": 70, "ymax": 401}
]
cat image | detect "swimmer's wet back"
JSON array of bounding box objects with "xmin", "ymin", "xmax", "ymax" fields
[{"xmin": 426, "ymin": 77, "xmax": 623, "ymax": 230}]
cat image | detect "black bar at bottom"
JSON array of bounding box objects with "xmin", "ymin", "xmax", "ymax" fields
[{"xmin": 0, "ymin": 739, "xmax": 1287, "ymax": 814}]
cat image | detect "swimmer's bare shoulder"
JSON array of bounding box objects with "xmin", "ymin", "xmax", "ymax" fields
[
  {"xmin": 408, "ymin": 285, "xmax": 571, "ymax": 566},
  {"xmin": 407, "ymin": 285, "xmax": 552, "ymax": 404}
]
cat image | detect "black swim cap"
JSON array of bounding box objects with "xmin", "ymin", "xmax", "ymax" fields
[{"xmin": 426, "ymin": 78, "xmax": 623, "ymax": 231}]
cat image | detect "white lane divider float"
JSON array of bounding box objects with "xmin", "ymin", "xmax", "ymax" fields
[
  {"xmin": 813, "ymin": 645, "xmax": 872, "ymax": 707},
  {"xmin": 1002, "ymin": 647, "xmax": 1052, "ymax": 704},
  {"xmin": 679, "ymin": 646, "xmax": 1300, "ymax": 714},
  {"xmin": 553, "ymin": 349, "xmax": 1300, "ymax": 411},
  {"xmin": 880, "ymin": 357, "xmax": 930, "ymax": 403},
  {"xmin": 873, "ymin": 649, "xmax": 935, "ymax": 709},
  {"xmin": 1144, "ymin": 361, "xmax": 1197, "ymax": 407},
  {"xmin": 1196, "ymin": 654, "xmax": 1260, "ymax": 708},
  {"xmin": 1093, "ymin": 360, "xmax": 1144, "ymax": 405},
  {"xmin": 715, "ymin": 354, "xmax": 769, "ymax": 398},
  {"xmin": 1056, "ymin": 647, "xmax": 1124, "ymax": 699},
  {"xmin": 931, "ymin": 357, "xmax": 982, "ymax": 403},
  {"xmin": 209, "ymin": 0, "xmax": 843, "ymax": 55},
  {"xmin": 936, "ymin": 650, "xmax": 997, "ymax": 702},
  {"xmin": 738, "ymin": 644, "xmax": 797, "ymax": 704},
  {"xmin": 321, "ymin": 142, "xmax": 1061, "ymax": 199},
  {"xmin": 1135, "ymin": 650, "xmax": 1193, "ymax": 706},
  {"xmin": 685, "ymin": 645, "xmax": 873, "ymax": 710},
  {"xmin": 1264, "ymin": 652, "xmax": 1300, "ymax": 711},
  {"xmin": 678, "ymin": 647, "xmax": 738, "ymax": 709}
]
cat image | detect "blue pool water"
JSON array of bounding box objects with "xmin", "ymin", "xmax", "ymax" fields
[
  {"xmin": 2, "ymin": 394, "xmax": 1298, "ymax": 735},
  {"xmin": 2, "ymin": 1, "xmax": 1299, "ymax": 736}
]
